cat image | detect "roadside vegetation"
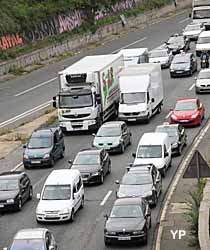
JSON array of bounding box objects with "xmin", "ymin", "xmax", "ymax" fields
[{"xmin": 0, "ymin": 0, "xmax": 172, "ymax": 60}]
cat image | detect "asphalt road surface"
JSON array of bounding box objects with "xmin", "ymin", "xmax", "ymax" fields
[{"xmin": 0, "ymin": 10, "xmax": 209, "ymax": 250}]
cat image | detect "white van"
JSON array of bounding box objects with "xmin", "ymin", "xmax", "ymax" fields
[
  {"xmin": 132, "ymin": 132, "xmax": 172, "ymax": 177},
  {"xmin": 36, "ymin": 169, "xmax": 84, "ymax": 222},
  {"xmin": 196, "ymin": 31, "xmax": 210, "ymax": 56}
]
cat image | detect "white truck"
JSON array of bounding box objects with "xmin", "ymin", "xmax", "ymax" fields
[
  {"xmin": 191, "ymin": 0, "xmax": 210, "ymax": 29},
  {"xmin": 118, "ymin": 48, "xmax": 149, "ymax": 67},
  {"xmin": 53, "ymin": 54, "xmax": 123, "ymax": 132},
  {"xmin": 118, "ymin": 63, "xmax": 163, "ymax": 123}
]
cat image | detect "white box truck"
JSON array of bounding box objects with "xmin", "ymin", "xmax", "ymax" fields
[
  {"xmin": 191, "ymin": 0, "xmax": 210, "ymax": 29},
  {"xmin": 118, "ymin": 63, "xmax": 163, "ymax": 123},
  {"xmin": 118, "ymin": 48, "xmax": 149, "ymax": 67},
  {"xmin": 53, "ymin": 54, "xmax": 123, "ymax": 132}
]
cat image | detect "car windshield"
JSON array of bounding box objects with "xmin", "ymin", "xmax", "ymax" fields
[
  {"xmin": 42, "ymin": 185, "xmax": 71, "ymax": 200},
  {"xmin": 197, "ymin": 37, "xmax": 210, "ymax": 44},
  {"xmin": 172, "ymin": 56, "xmax": 189, "ymax": 64},
  {"xmin": 121, "ymin": 173, "xmax": 152, "ymax": 185},
  {"xmin": 156, "ymin": 126, "xmax": 178, "ymax": 137},
  {"xmin": 175, "ymin": 101, "xmax": 197, "ymax": 111},
  {"xmin": 74, "ymin": 154, "xmax": 99, "ymax": 165},
  {"xmin": 0, "ymin": 179, "xmax": 19, "ymax": 191},
  {"xmin": 59, "ymin": 93, "xmax": 93, "ymax": 108},
  {"xmin": 137, "ymin": 145, "xmax": 162, "ymax": 158},
  {"xmin": 121, "ymin": 92, "xmax": 145, "ymax": 104},
  {"xmin": 28, "ymin": 137, "xmax": 52, "ymax": 149},
  {"xmin": 167, "ymin": 37, "xmax": 183, "ymax": 45},
  {"xmin": 110, "ymin": 204, "xmax": 143, "ymax": 218},
  {"xmin": 149, "ymin": 50, "xmax": 168, "ymax": 58},
  {"xmin": 184, "ymin": 25, "xmax": 200, "ymax": 31},
  {"xmin": 198, "ymin": 71, "xmax": 210, "ymax": 79},
  {"xmin": 10, "ymin": 239, "xmax": 45, "ymax": 250},
  {"xmin": 193, "ymin": 9, "xmax": 210, "ymax": 19},
  {"xmin": 97, "ymin": 126, "xmax": 121, "ymax": 137}
]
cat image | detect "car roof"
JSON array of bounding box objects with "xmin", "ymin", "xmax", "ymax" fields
[
  {"xmin": 139, "ymin": 132, "xmax": 168, "ymax": 145},
  {"xmin": 100, "ymin": 121, "xmax": 124, "ymax": 128},
  {"xmin": 77, "ymin": 148, "xmax": 102, "ymax": 155},
  {"xmin": 177, "ymin": 98, "xmax": 197, "ymax": 103},
  {"xmin": 45, "ymin": 169, "xmax": 80, "ymax": 185},
  {"xmin": 199, "ymin": 31, "xmax": 210, "ymax": 37},
  {"xmin": 14, "ymin": 228, "xmax": 47, "ymax": 240},
  {"xmin": 156, "ymin": 124, "xmax": 179, "ymax": 129},
  {"xmin": 0, "ymin": 171, "xmax": 24, "ymax": 179},
  {"xmin": 114, "ymin": 197, "xmax": 144, "ymax": 206}
]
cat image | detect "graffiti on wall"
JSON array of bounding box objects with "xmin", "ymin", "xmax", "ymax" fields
[{"xmin": 0, "ymin": 34, "xmax": 23, "ymax": 50}]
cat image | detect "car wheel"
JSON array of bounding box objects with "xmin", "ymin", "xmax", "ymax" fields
[
  {"xmin": 153, "ymin": 193, "xmax": 158, "ymax": 207},
  {"xmin": 120, "ymin": 143, "xmax": 125, "ymax": 154},
  {"xmin": 143, "ymin": 228, "xmax": 148, "ymax": 245},
  {"xmin": 28, "ymin": 186, "xmax": 33, "ymax": 200},
  {"xmin": 17, "ymin": 198, "xmax": 22, "ymax": 211},
  {"xmin": 107, "ymin": 162, "xmax": 111, "ymax": 175},
  {"xmin": 50, "ymin": 157, "xmax": 55, "ymax": 167},
  {"xmin": 128, "ymin": 135, "xmax": 132, "ymax": 146},
  {"xmin": 202, "ymin": 112, "xmax": 205, "ymax": 120},
  {"xmin": 80, "ymin": 196, "xmax": 84, "ymax": 209},
  {"xmin": 99, "ymin": 172, "xmax": 104, "ymax": 184},
  {"xmin": 170, "ymin": 74, "xmax": 174, "ymax": 78},
  {"xmin": 60, "ymin": 149, "xmax": 65, "ymax": 159},
  {"xmin": 23, "ymin": 164, "xmax": 29, "ymax": 169},
  {"xmin": 149, "ymin": 217, "xmax": 152, "ymax": 229},
  {"xmin": 70, "ymin": 209, "xmax": 74, "ymax": 222},
  {"xmin": 104, "ymin": 238, "xmax": 111, "ymax": 246}
]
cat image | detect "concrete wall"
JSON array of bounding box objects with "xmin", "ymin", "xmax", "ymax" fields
[{"xmin": 0, "ymin": 0, "xmax": 192, "ymax": 76}]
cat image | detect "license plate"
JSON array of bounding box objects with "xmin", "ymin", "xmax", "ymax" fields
[
  {"xmin": 45, "ymin": 215, "xmax": 56, "ymax": 218},
  {"xmin": 118, "ymin": 236, "xmax": 131, "ymax": 241},
  {"xmin": 180, "ymin": 120, "xmax": 189, "ymax": 122},
  {"xmin": 0, "ymin": 204, "xmax": 4, "ymax": 208},
  {"xmin": 72, "ymin": 122, "xmax": 83, "ymax": 126},
  {"xmin": 31, "ymin": 160, "xmax": 41, "ymax": 164},
  {"xmin": 176, "ymin": 71, "xmax": 183, "ymax": 73},
  {"xmin": 128, "ymin": 118, "xmax": 136, "ymax": 121}
]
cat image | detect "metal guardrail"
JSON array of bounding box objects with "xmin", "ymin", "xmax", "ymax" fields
[{"xmin": 199, "ymin": 180, "xmax": 210, "ymax": 250}]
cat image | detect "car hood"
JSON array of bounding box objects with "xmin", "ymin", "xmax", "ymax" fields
[
  {"xmin": 119, "ymin": 103, "xmax": 147, "ymax": 113},
  {"xmin": 196, "ymin": 79, "xmax": 210, "ymax": 86},
  {"xmin": 71, "ymin": 164, "xmax": 100, "ymax": 173},
  {"xmin": 149, "ymin": 57, "xmax": 169, "ymax": 63},
  {"xmin": 171, "ymin": 63, "xmax": 190, "ymax": 70},
  {"xmin": 37, "ymin": 200, "xmax": 72, "ymax": 212},
  {"xmin": 25, "ymin": 148, "xmax": 51, "ymax": 158},
  {"xmin": 0, "ymin": 190, "xmax": 19, "ymax": 200},
  {"xmin": 94, "ymin": 136, "xmax": 120, "ymax": 145},
  {"xmin": 168, "ymin": 44, "xmax": 184, "ymax": 50},
  {"xmin": 133, "ymin": 158, "xmax": 163, "ymax": 169},
  {"xmin": 117, "ymin": 184, "xmax": 152, "ymax": 198},
  {"xmin": 106, "ymin": 217, "xmax": 145, "ymax": 231},
  {"xmin": 172, "ymin": 110, "xmax": 197, "ymax": 118}
]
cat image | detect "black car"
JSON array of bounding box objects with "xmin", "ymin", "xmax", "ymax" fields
[
  {"xmin": 70, "ymin": 148, "xmax": 111, "ymax": 184},
  {"xmin": 170, "ymin": 53, "xmax": 197, "ymax": 77},
  {"xmin": 166, "ymin": 34, "xmax": 190, "ymax": 55},
  {"xmin": 104, "ymin": 197, "xmax": 151, "ymax": 245},
  {"xmin": 155, "ymin": 123, "xmax": 187, "ymax": 155},
  {"xmin": 23, "ymin": 126, "xmax": 65, "ymax": 168},
  {"xmin": 116, "ymin": 164, "xmax": 162, "ymax": 206},
  {"xmin": 0, "ymin": 171, "xmax": 33, "ymax": 211}
]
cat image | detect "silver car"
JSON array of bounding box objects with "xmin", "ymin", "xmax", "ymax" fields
[
  {"xmin": 183, "ymin": 23, "xmax": 205, "ymax": 41},
  {"xmin": 149, "ymin": 49, "xmax": 173, "ymax": 68},
  {"xmin": 195, "ymin": 69, "xmax": 210, "ymax": 94}
]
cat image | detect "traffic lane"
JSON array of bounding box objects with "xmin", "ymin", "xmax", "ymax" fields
[{"xmin": 0, "ymin": 11, "xmax": 191, "ymax": 123}]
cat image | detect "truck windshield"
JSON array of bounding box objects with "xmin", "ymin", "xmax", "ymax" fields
[
  {"xmin": 59, "ymin": 93, "xmax": 93, "ymax": 108},
  {"xmin": 121, "ymin": 93, "xmax": 145, "ymax": 104},
  {"xmin": 193, "ymin": 9, "xmax": 210, "ymax": 19}
]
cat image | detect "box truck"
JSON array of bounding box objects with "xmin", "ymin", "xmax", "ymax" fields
[
  {"xmin": 118, "ymin": 63, "xmax": 163, "ymax": 123},
  {"xmin": 53, "ymin": 54, "xmax": 123, "ymax": 132},
  {"xmin": 191, "ymin": 0, "xmax": 210, "ymax": 29}
]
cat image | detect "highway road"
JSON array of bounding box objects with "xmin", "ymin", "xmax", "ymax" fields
[{"xmin": 0, "ymin": 9, "xmax": 209, "ymax": 250}]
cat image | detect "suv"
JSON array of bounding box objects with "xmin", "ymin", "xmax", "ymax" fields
[
  {"xmin": 0, "ymin": 171, "xmax": 33, "ymax": 211},
  {"xmin": 23, "ymin": 126, "xmax": 65, "ymax": 168}
]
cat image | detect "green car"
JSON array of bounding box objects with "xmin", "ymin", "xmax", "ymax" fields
[{"xmin": 92, "ymin": 121, "xmax": 131, "ymax": 154}]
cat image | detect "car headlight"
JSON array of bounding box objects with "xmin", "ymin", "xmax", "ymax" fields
[
  {"xmin": 7, "ymin": 199, "xmax": 14, "ymax": 203},
  {"xmin": 143, "ymin": 191, "xmax": 153, "ymax": 197},
  {"xmin": 106, "ymin": 231, "xmax": 117, "ymax": 235},
  {"xmin": 133, "ymin": 230, "xmax": 143, "ymax": 235},
  {"xmin": 91, "ymin": 171, "xmax": 100, "ymax": 176},
  {"xmin": 43, "ymin": 153, "xmax": 50, "ymax": 159},
  {"xmin": 185, "ymin": 68, "xmax": 190, "ymax": 71},
  {"xmin": 191, "ymin": 113, "xmax": 198, "ymax": 119},
  {"xmin": 171, "ymin": 114, "xmax": 177, "ymax": 120},
  {"xmin": 170, "ymin": 69, "xmax": 175, "ymax": 72},
  {"xmin": 23, "ymin": 154, "xmax": 29, "ymax": 160},
  {"xmin": 61, "ymin": 208, "xmax": 70, "ymax": 214},
  {"xmin": 172, "ymin": 142, "xmax": 178, "ymax": 148}
]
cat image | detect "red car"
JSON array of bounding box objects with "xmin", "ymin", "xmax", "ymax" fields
[{"xmin": 170, "ymin": 98, "xmax": 205, "ymax": 126}]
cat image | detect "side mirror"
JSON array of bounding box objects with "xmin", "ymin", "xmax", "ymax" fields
[
  {"xmin": 151, "ymin": 98, "xmax": 155, "ymax": 103},
  {"xmin": 68, "ymin": 160, "xmax": 73, "ymax": 166},
  {"xmin": 132, "ymin": 153, "xmax": 136, "ymax": 158},
  {"xmin": 164, "ymin": 152, "xmax": 169, "ymax": 158},
  {"xmin": 52, "ymin": 96, "xmax": 57, "ymax": 108},
  {"xmin": 115, "ymin": 180, "xmax": 120, "ymax": 184},
  {"xmin": 194, "ymin": 76, "xmax": 197, "ymax": 80},
  {"xmin": 23, "ymin": 144, "xmax": 27, "ymax": 149},
  {"xmin": 104, "ymin": 214, "xmax": 108, "ymax": 220},
  {"xmin": 126, "ymin": 166, "xmax": 130, "ymax": 171},
  {"xmin": 95, "ymin": 94, "xmax": 101, "ymax": 104},
  {"xmin": 92, "ymin": 133, "xmax": 96, "ymax": 137},
  {"xmin": 156, "ymin": 178, "xmax": 161, "ymax": 183},
  {"xmin": 49, "ymin": 246, "xmax": 55, "ymax": 250},
  {"xmin": 36, "ymin": 193, "xmax": 41, "ymax": 200}
]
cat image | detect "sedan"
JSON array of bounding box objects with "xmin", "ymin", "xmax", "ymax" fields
[
  {"xmin": 116, "ymin": 166, "xmax": 162, "ymax": 206},
  {"xmin": 195, "ymin": 69, "xmax": 210, "ymax": 94},
  {"xmin": 4, "ymin": 228, "xmax": 57, "ymax": 250},
  {"xmin": 170, "ymin": 53, "xmax": 197, "ymax": 77},
  {"xmin": 92, "ymin": 121, "xmax": 131, "ymax": 153},
  {"xmin": 166, "ymin": 34, "xmax": 190, "ymax": 55},
  {"xmin": 183, "ymin": 23, "xmax": 205, "ymax": 41},
  {"xmin": 0, "ymin": 171, "xmax": 33, "ymax": 212},
  {"xmin": 170, "ymin": 98, "xmax": 205, "ymax": 126},
  {"xmin": 155, "ymin": 123, "xmax": 187, "ymax": 155},
  {"xmin": 149, "ymin": 49, "xmax": 173, "ymax": 68},
  {"xmin": 104, "ymin": 197, "xmax": 151, "ymax": 245},
  {"xmin": 70, "ymin": 148, "xmax": 111, "ymax": 184}
]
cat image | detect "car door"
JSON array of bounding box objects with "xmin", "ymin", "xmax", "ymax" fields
[
  {"xmin": 197, "ymin": 99, "xmax": 203, "ymax": 118},
  {"xmin": 53, "ymin": 132, "xmax": 60, "ymax": 160},
  {"xmin": 102, "ymin": 150, "xmax": 109, "ymax": 175},
  {"xmin": 74, "ymin": 179, "xmax": 82, "ymax": 212},
  {"xmin": 142, "ymin": 200, "xmax": 150, "ymax": 229},
  {"xmin": 164, "ymin": 144, "xmax": 170, "ymax": 168},
  {"xmin": 123, "ymin": 123, "xmax": 130, "ymax": 146},
  {"xmin": 178, "ymin": 125, "xmax": 184, "ymax": 148},
  {"xmin": 155, "ymin": 169, "xmax": 162, "ymax": 195},
  {"xmin": 20, "ymin": 176, "xmax": 28, "ymax": 203}
]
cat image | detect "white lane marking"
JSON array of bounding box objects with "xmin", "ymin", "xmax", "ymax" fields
[
  {"xmin": 165, "ymin": 111, "xmax": 172, "ymax": 119},
  {"xmin": 11, "ymin": 162, "xmax": 23, "ymax": 172},
  {"xmin": 179, "ymin": 17, "xmax": 189, "ymax": 24},
  {"xmin": 100, "ymin": 190, "xmax": 113, "ymax": 206},
  {"xmin": 189, "ymin": 83, "xmax": 195, "ymax": 91},
  {"xmin": 0, "ymin": 100, "xmax": 52, "ymax": 129},
  {"xmin": 15, "ymin": 77, "xmax": 57, "ymax": 97},
  {"xmin": 111, "ymin": 37, "xmax": 147, "ymax": 54}
]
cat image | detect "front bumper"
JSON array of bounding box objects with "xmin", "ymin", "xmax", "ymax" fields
[
  {"xmin": 170, "ymin": 70, "xmax": 191, "ymax": 77},
  {"xmin": 0, "ymin": 201, "xmax": 18, "ymax": 211},
  {"xmin": 60, "ymin": 120, "xmax": 97, "ymax": 131},
  {"xmin": 118, "ymin": 113, "xmax": 148, "ymax": 122},
  {"xmin": 23, "ymin": 158, "xmax": 51, "ymax": 167},
  {"xmin": 195, "ymin": 85, "xmax": 210, "ymax": 93},
  {"xmin": 93, "ymin": 143, "xmax": 121, "ymax": 153},
  {"xmin": 170, "ymin": 117, "xmax": 199, "ymax": 126},
  {"xmin": 104, "ymin": 232, "xmax": 146, "ymax": 245},
  {"xmin": 36, "ymin": 212, "xmax": 71, "ymax": 222}
]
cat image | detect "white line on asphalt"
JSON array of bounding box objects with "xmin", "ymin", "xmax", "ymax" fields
[
  {"xmin": 100, "ymin": 190, "xmax": 112, "ymax": 206},
  {"xmin": 0, "ymin": 100, "xmax": 52, "ymax": 129},
  {"xmin": 189, "ymin": 83, "xmax": 195, "ymax": 91},
  {"xmin": 179, "ymin": 17, "xmax": 189, "ymax": 23},
  {"xmin": 111, "ymin": 37, "xmax": 147, "ymax": 54},
  {"xmin": 15, "ymin": 77, "xmax": 57, "ymax": 97},
  {"xmin": 165, "ymin": 111, "xmax": 171, "ymax": 119},
  {"xmin": 11, "ymin": 162, "xmax": 23, "ymax": 172}
]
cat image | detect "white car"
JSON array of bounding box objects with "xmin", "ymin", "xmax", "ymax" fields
[
  {"xmin": 149, "ymin": 49, "xmax": 173, "ymax": 68},
  {"xmin": 196, "ymin": 31, "xmax": 210, "ymax": 56},
  {"xmin": 183, "ymin": 23, "xmax": 204, "ymax": 41},
  {"xmin": 195, "ymin": 69, "xmax": 210, "ymax": 93}
]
